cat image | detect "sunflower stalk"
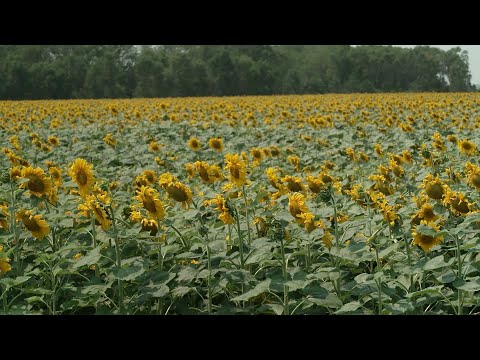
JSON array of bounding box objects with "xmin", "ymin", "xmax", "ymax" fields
[
  {"xmin": 234, "ymin": 207, "xmax": 245, "ymax": 270},
  {"xmin": 206, "ymin": 242, "xmax": 213, "ymax": 314},
  {"xmin": 91, "ymin": 215, "xmax": 100, "ymax": 278},
  {"xmin": 454, "ymin": 233, "xmax": 463, "ymax": 315},
  {"xmin": 108, "ymin": 204, "xmax": 123, "ymax": 314},
  {"xmin": 242, "ymin": 185, "xmax": 252, "ymax": 246},
  {"xmin": 279, "ymin": 234, "xmax": 289, "ymax": 315}
]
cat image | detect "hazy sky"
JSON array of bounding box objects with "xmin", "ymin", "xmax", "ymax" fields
[{"xmin": 393, "ymin": 45, "xmax": 480, "ymax": 84}]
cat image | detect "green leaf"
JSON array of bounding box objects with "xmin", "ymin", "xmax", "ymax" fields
[
  {"xmin": 171, "ymin": 286, "xmax": 193, "ymax": 298},
  {"xmin": 423, "ymin": 255, "xmax": 452, "ymax": 271},
  {"xmin": 453, "ymin": 280, "xmax": 480, "ymax": 292},
  {"xmin": 232, "ymin": 279, "xmax": 271, "ymax": 302},
  {"xmin": 335, "ymin": 301, "xmax": 362, "ymax": 314},
  {"xmin": 0, "ymin": 276, "xmax": 31, "ymax": 290},
  {"xmin": 111, "ymin": 265, "xmax": 145, "ymax": 281},
  {"xmin": 415, "ymin": 224, "xmax": 437, "ymax": 238},
  {"xmin": 72, "ymin": 247, "xmax": 102, "ymax": 269}
]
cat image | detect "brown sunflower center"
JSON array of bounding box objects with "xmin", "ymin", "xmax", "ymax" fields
[
  {"xmin": 308, "ymin": 181, "xmax": 321, "ymax": 193},
  {"xmin": 23, "ymin": 217, "xmax": 41, "ymax": 232},
  {"xmin": 145, "ymin": 174, "xmax": 155, "ymax": 183},
  {"xmin": 426, "ymin": 183, "xmax": 444, "ymax": 199},
  {"xmin": 191, "ymin": 140, "xmax": 199, "ymax": 148},
  {"xmin": 212, "ymin": 140, "xmax": 221, "ymax": 149},
  {"xmin": 167, "ymin": 185, "xmax": 188, "ymax": 202},
  {"xmin": 27, "ymin": 175, "xmax": 45, "ymax": 193},
  {"xmin": 418, "ymin": 234, "xmax": 435, "ymax": 245},
  {"xmin": 76, "ymin": 170, "xmax": 88, "ymax": 186},
  {"xmin": 321, "ymin": 174, "xmax": 333, "ymax": 183},
  {"xmin": 230, "ymin": 166, "xmax": 240, "ymax": 180},
  {"xmin": 198, "ymin": 166, "xmax": 210, "ymax": 182},
  {"xmin": 422, "ymin": 208, "xmax": 436, "ymax": 220},
  {"xmin": 451, "ymin": 198, "xmax": 469, "ymax": 213},
  {"xmin": 462, "ymin": 143, "xmax": 473, "ymax": 151},
  {"xmin": 253, "ymin": 151, "xmax": 262, "ymax": 159},
  {"xmin": 286, "ymin": 181, "xmax": 302, "ymax": 192},
  {"xmin": 471, "ymin": 174, "xmax": 480, "ymax": 187}
]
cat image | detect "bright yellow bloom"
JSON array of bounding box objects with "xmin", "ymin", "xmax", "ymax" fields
[
  {"xmin": 458, "ymin": 139, "xmax": 476, "ymax": 156},
  {"xmin": 136, "ymin": 186, "xmax": 166, "ymax": 220},
  {"xmin": 225, "ymin": 153, "xmax": 247, "ymax": 187},
  {"xmin": 208, "ymin": 138, "xmax": 224, "ymax": 152},
  {"xmin": 188, "ymin": 137, "xmax": 201, "ymax": 151},
  {"xmin": 16, "ymin": 209, "xmax": 50, "ymax": 239},
  {"xmin": 412, "ymin": 220, "xmax": 443, "ymax": 253},
  {"xmin": 20, "ymin": 167, "xmax": 52, "ymax": 198},
  {"xmin": 69, "ymin": 158, "xmax": 95, "ymax": 196},
  {"xmin": 288, "ymin": 192, "xmax": 309, "ymax": 225}
]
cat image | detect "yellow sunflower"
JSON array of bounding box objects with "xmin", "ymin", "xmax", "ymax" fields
[
  {"xmin": 0, "ymin": 245, "xmax": 12, "ymax": 274},
  {"xmin": 48, "ymin": 166, "xmax": 63, "ymax": 187},
  {"xmin": 288, "ymin": 192, "xmax": 309, "ymax": 224},
  {"xmin": 69, "ymin": 158, "xmax": 95, "ymax": 196},
  {"xmin": 421, "ymin": 174, "xmax": 446, "ymax": 200},
  {"xmin": 194, "ymin": 161, "xmax": 214, "ymax": 184},
  {"xmin": 282, "ymin": 175, "xmax": 305, "ymax": 193},
  {"xmin": 225, "ymin": 153, "xmax": 247, "ymax": 187},
  {"xmin": 0, "ymin": 204, "xmax": 9, "ymax": 230},
  {"xmin": 305, "ymin": 175, "xmax": 323, "ymax": 194},
  {"xmin": 149, "ymin": 140, "xmax": 161, "ymax": 152},
  {"xmin": 143, "ymin": 170, "xmax": 157, "ymax": 184},
  {"xmin": 136, "ymin": 186, "xmax": 166, "ymax": 220},
  {"xmin": 250, "ymin": 147, "xmax": 263, "ymax": 166},
  {"xmin": 412, "ymin": 221, "xmax": 443, "ymax": 252},
  {"xmin": 458, "ymin": 139, "xmax": 476, "ymax": 156},
  {"xmin": 79, "ymin": 195, "xmax": 112, "ymax": 230},
  {"xmin": 188, "ymin": 137, "xmax": 201, "ymax": 151},
  {"xmin": 205, "ymin": 195, "xmax": 235, "ymax": 225},
  {"xmin": 16, "ymin": 209, "xmax": 50, "ymax": 239},
  {"xmin": 208, "ymin": 138, "xmax": 224, "ymax": 152},
  {"xmin": 166, "ymin": 181, "xmax": 193, "ymax": 209},
  {"xmin": 417, "ymin": 203, "xmax": 438, "ymax": 223},
  {"xmin": 443, "ymin": 189, "xmax": 472, "ymax": 215},
  {"xmin": 103, "ymin": 133, "xmax": 117, "ymax": 148},
  {"xmin": 47, "ymin": 136, "xmax": 60, "ymax": 147},
  {"xmin": 20, "ymin": 167, "xmax": 52, "ymax": 198},
  {"xmin": 465, "ymin": 162, "xmax": 480, "ymax": 190}
]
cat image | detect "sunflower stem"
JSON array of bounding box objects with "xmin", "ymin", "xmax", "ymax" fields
[
  {"xmin": 206, "ymin": 243, "xmax": 212, "ymax": 314},
  {"xmin": 108, "ymin": 204, "xmax": 123, "ymax": 314},
  {"xmin": 454, "ymin": 234, "xmax": 463, "ymax": 315},
  {"xmin": 242, "ymin": 185, "xmax": 252, "ymax": 246},
  {"xmin": 169, "ymin": 225, "xmax": 187, "ymax": 249},
  {"xmin": 91, "ymin": 215, "xmax": 100, "ymax": 278},
  {"xmin": 279, "ymin": 235, "xmax": 289, "ymax": 315},
  {"xmin": 235, "ymin": 208, "xmax": 245, "ymax": 270}
]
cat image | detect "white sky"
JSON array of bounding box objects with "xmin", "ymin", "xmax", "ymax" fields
[{"xmin": 393, "ymin": 45, "xmax": 480, "ymax": 84}]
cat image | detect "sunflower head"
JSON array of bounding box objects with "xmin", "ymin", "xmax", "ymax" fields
[
  {"xmin": 20, "ymin": 167, "xmax": 52, "ymax": 198},
  {"xmin": 188, "ymin": 137, "xmax": 201, "ymax": 151},
  {"xmin": 422, "ymin": 174, "xmax": 446, "ymax": 200},
  {"xmin": 225, "ymin": 153, "xmax": 247, "ymax": 187},
  {"xmin": 458, "ymin": 139, "xmax": 477, "ymax": 156},
  {"xmin": 282, "ymin": 175, "xmax": 305, "ymax": 193},
  {"xmin": 136, "ymin": 186, "xmax": 166, "ymax": 220},
  {"xmin": 208, "ymin": 138, "xmax": 224, "ymax": 152},
  {"xmin": 412, "ymin": 220, "xmax": 443, "ymax": 253},
  {"xmin": 16, "ymin": 209, "xmax": 50, "ymax": 239},
  {"xmin": 166, "ymin": 181, "xmax": 193, "ymax": 209},
  {"xmin": 288, "ymin": 192, "xmax": 309, "ymax": 224},
  {"xmin": 69, "ymin": 158, "xmax": 95, "ymax": 196}
]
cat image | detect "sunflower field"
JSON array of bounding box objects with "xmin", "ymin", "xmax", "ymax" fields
[{"xmin": 2, "ymin": 93, "xmax": 480, "ymax": 315}]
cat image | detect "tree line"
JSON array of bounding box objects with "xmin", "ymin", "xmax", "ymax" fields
[{"xmin": 0, "ymin": 45, "xmax": 473, "ymax": 100}]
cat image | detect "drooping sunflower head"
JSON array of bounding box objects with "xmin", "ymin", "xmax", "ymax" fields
[
  {"xmin": 166, "ymin": 181, "xmax": 193, "ymax": 209},
  {"xmin": 143, "ymin": 170, "xmax": 157, "ymax": 185},
  {"xmin": 443, "ymin": 189, "xmax": 473, "ymax": 215},
  {"xmin": 458, "ymin": 139, "xmax": 477, "ymax": 156},
  {"xmin": 48, "ymin": 166, "xmax": 63, "ymax": 187},
  {"xmin": 402, "ymin": 149, "xmax": 413, "ymax": 163},
  {"xmin": 103, "ymin": 133, "xmax": 117, "ymax": 148},
  {"xmin": 417, "ymin": 203, "xmax": 438, "ymax": 223},
  {"xmin": 288, "ymin": 192, "xmax": 309, "ymax": 224},
  {"xmin": 69, "ymin": 158, "xmax": 95, "ymax": 196},
  {"xmin": 185, "ymin": 163, "xmax": 196, "ymax": 179},
  {"xmin": 305, "ymin": 175, "xmax": 324, "ymax": 194},
  {"xmin": 136, "ymin": 186, "xmax": 166, "ymax": 220},
  {"xmin": 270, "ymin": 146, "xmax": 280, "ymax": 157},
  {"xmin": 288, "ymin": 155, "xmax": 301, "ymax": 171},
  {"xmin": 412, "ymin": 220, "xmax": 443, "ymax": 253},
  {"xmin": 208, "ymin": 138, "xmax": 224, "ymax": 152},
  {"xmin": 16, "ymin": 209, "xmax": 50, "ymax": 239},
  {"xmin": 81, "ymin": 195, "xmax": 112, "ymax": 230},
  {"xmin": 0, "ymin": 204, "xmax": 9, "ymax": 230},
  {"xmin": 205, "ymin": 195, "xmax": 235, "ymax": 225},
  {"xmin": 282, "ymin": 175, "xmax": 305, "ymax": 193},
  {"xmin": 250, "ymin": 147, "xmax": 263, "ymax": 166},
  {"xmin": 465, "ymin": 161, "xmax": 480, "ymax": 190},
  {"xmin": 266, "ymin": 167, "xmax": 282, "ymax": 189},
  {"xmin": 224, "ymin": 153, "xmax": 247, "ymax": 187},
  {"xmin": 297, "ymin": 211, "xmax": 317, "ymax": 232},
  {"xmin": 158, "ymin": 172, "xmax": 178, "ymax": 188},
  {"xmin": 194, "ymin": 161, "xmax": 214, "ymax": 184},
  {"xmin": 188, "ymin": 137, "xmax": 201, "ymax": 151},
  {"xmin": 20, "ymin": 167, "xmax": 52, "ymax": 198}
]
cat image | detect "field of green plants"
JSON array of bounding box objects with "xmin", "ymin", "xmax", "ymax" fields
[{"xmin": 2, "ymin": 93, "xmax": 480, "ymax": 315}]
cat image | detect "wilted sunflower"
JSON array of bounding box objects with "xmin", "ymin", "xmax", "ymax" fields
[
  {"xmin": 288, "ymin": 192, "xmax": 309, "ymax": 224},
  {"xmin": 79, "ymin": 195, "xmax": 112, "ymax": 230},
  {"xmin": 443, "ymin": 189, "xmax": 472, "ymax": 215},
  {"xmin": 194, "ymin": 161, "xmax": 214, "ymax": 184},
  {"xmin": 225, "ymin": 153, "xmax": 247, "ymax": 187},
  {"xmin": 188, "ymin": 137, "xmax": 201, "ymax": 151},
  {"xmin": 458, "ymin": 139, "xmax": 476, "ymax": 156},
  {"xmin": 412, "ymin": 220, "xmax": 443, "ymax": 252},
  {"xmin": 305, "ymin": 175, "xmax": 323, "ymax": 194},
  {"xmin": 208, "ymin": 137, "xmax": 224, "ymax": 152},
  {"xmin": 20, "ymin": 167, "xmax": 52, "ymax": 198},
  {"xmin": 16, "ymin": 209, "xmax": 50, "ymax": 239},
  {"xmin": 69, "ymin": 158, "xmax": 95, "ymax": 196},
  {"xmin": 136, "ymin": 186, "xmax": 166, "ymax": 220}
]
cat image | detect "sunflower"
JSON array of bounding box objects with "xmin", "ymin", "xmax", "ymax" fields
[
  {"xmin": 166, "ymin": 181, "xmax": 193, "ymax": 209},
  {"xmin": 417, "ymin": 203, "xmax": 438, "ymax": 223},
  {"xmin": 324, "ymin": 161, "xmax": 335, "ymax": 170},
  {"xmin": 369, "ymin": 174, "xmax": 394, "ymax": 196},
  {"xmin": 447, "ymin": 134, "xmax": 458, "ymax": 144},
  {"xmin": 402, "ymin": 149, "xmax": 413, "ymax": 163},
  {"xmin": 389, "ymin": 159, "xmax": 404, "ymax": 178},
  {"xmin": 0, "ymin": 204, "xmax": 9, "ymax": 230},
  {"xmin": 0, "ymin": 245, "xmax": 11, "ymax": 274},
  {"xmin": 297, "ymin": 211, "xmax": 316, "ymax": 232},
  {"xmin": 143, "ymin": 170, "xmax": 157, "ymax": 184},
  {"xmin": 69, "ymin": 158, "xmax": 95, "ymax": 196},
  {"xmin": 103, "ymin": 133, "xmax": 116, "ymax": 148},
  {"xmin": 205, "ymin": 195, "xmax": 234, "ymax": 225},
  {"xmin": 288, "ymin": 192, "xmax": 309, "ymax": 224},
  {"xmin": 10, "ymin": 166, "xmax": 22, "ymax": 182},
  {"xmin": 208, "ymin": 138, "xmax": 224, "ymax": 152},
  {"xmin": 443, "ymin": 190, "xmax": 472, "ymax": 215},
  {"xmin": 458, "ymin": 139, "xmax": 476, "ymax": 156},
  {"xmin": 80, "ymin": 196, "xmax": 112, "ymax": 230},
  {"xmin": 136, "ymin": 186, "xmax": 166, "ymax": 220},
  {"xmin": 378, "ymin": 201, "xmax": 398, "ymax": 226},
  {"xmin": 345, "ymin": 148, "xmax": 357, "ymax": 162},
  {"xmin": 141, "ymin": 218, "xmax": 158, "ymax": 236},
  {"xmin": 412, "ymin": 220, "xmax": 443, "ymax": 252},
  {"xmin": 266, "ymin": 167, "xmax": 282, "ymax": 189},
  {"xmin": 158, "ymin": 172, "xmax": 178, "ymax": 188},
  {"xmin": 282, "ymin": 175, "xmax": 305, "ymax": 193},
  {"xmin": 270, "ymin": 146, "xmax": 280, "ymax": 157},
  {"xmin": 225, "ymin": 153, "xmax": 247, "ymax": 187},
  {"xmin": 20, "ymin": 167, "xmax": 52, "ymax": 198},
  {"xmin": 188, "ymin": 137, "xmax": 201, "ymax": 151},
  {"xmin": 185, "ymin": 163, "xmax": 196, "ymax": 179},
  {"xmin": 306, "ymin": 175, "xmax": 323, "ymax": 194},
  {"xmin": 250, "ymin": 147, "xmax": 263, "ymax": 166},
  {"xmin": 48, "ymin": 166, "xmax": 62, "ymax": 187},
  {"xmin": 321, "ymin": 231, "xmax": 334, "ymax": 249},
  {"xmin": 47, "ymin": 136, "xmax": 60, "ymax": 147},
  {"xmin": 288, "ymin": 155, "xmax": 301, "ymax": 171},
  {"xmin": 465, "ymin": 162, "xmax": 480, "ymax": 190},
  {"xmin": 194, "ymin": 161, "xmax": 214, "ymax": 184},
  {"xmin": 149, "ymin": 140, "xmax": 161, "ymax": 152},
  {"xmin": 421, "ymin": 174, "xmax": 446, "ymax": 200},
  {"xmin": 16, "ymin": 209, "xmax": 50, "ymax": 239}
]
